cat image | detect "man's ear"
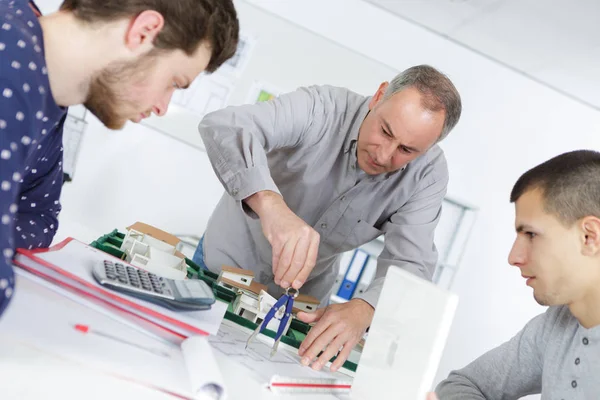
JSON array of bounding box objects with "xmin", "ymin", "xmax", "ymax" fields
[
  {"xmin": 368, "ymin": 81, "xmax": 389, "ymax": 110},
  {"xmin": 124, "ymin": 10, "xmax": 164, "ymax": 53},
  {"xmin": 580, "ymin": 216, "xmax": 600, "ymax": 256}
]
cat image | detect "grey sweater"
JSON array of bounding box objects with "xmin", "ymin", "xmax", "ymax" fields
[{"xmin": 436, "ymin": 305, "xmax": 600, "ymax": 399}]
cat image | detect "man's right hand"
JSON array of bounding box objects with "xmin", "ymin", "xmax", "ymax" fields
[{"xmin": 244, "ymin": 191, "xmax": 320, "ymax": 289}]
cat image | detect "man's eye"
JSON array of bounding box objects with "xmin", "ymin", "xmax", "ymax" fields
[
  {"xmin": 400, "ymin": 146, "xmax": 412, "ymax": 154},
  {"xmin": 173, "ymin": 82, "xmax": 181, "ymax": 89},
  {"xmin": 525, "ymin": 232, "xmax": 537, "ymax": 239}
]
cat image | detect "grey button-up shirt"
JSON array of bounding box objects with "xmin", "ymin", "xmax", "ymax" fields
[
  {"xmin": 436, "ymin": 305, "xmax": 600, "ymax": 399},
  {"xmin": 199, "ymin": 85, "xmax": 448, "ymax": 307}
]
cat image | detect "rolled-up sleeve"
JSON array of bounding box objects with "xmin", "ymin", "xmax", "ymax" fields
[
  {"xmin": 355, "ymin": 159, "xmax": 448, "ymax": 308},
  {"xmin": 198, "ymin": 87, "xmax": 324, "ymax": 214}
]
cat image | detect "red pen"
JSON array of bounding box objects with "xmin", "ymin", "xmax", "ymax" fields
[{"xmin": 74, "ymin": 324, "xmax": 170, "ymax": 358}]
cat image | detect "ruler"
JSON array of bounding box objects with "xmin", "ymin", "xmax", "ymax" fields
[{"xmin": 269, "ymin": 375, "xmax": 352, "ymax": 395}]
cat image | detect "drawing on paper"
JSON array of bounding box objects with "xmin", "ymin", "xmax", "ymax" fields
[
  {"xmin": 171, "ymin": 73, "xmax": 234, "ymax": 118},
  {"xmin": 208, "ymin": 320, "xmax": 351, "ymax": 384},
  {"xmin": 246, "ymin": 81, "xmax": 282, "ymax": 105},
  {"xmin": 219, "ymin": 32, "xmax": 255, "ymax": 77}
]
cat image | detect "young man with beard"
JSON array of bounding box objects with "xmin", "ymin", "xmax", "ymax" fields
[
  {"xmin": 0, "ymin": 0, "xmax": 239, "ymax": 317},
  {"xmin": 429, "ymin": 150, "xmax": 600, "ymax": 399}
]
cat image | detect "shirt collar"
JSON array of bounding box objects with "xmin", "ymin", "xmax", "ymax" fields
[
  {"xmin": 344, "ymin": 97, "xmax": 371, "ymax": 155},
  {"xmin": 29, "ymin": 1, "xmax": 43, "ymax": 17}
]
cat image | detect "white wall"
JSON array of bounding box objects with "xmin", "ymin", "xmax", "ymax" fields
[
  {"xmin": 138, "ymin": 0, "xmax": 397, "ymax": 151},
  {"xmin": 43, "ymin": 0, "xmax": 600, "ymax": 396}
]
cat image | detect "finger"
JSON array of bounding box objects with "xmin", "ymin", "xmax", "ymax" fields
[
  {"xmin": 271, "ymin": 239, "xmax": 284, "ymax": 275},
  {"xmin": 274, "ymin": 239, "xmax": 295, "ymax": 285},
  {"xmin": 296, "ymin": 308, "xmax": 326, "ymax": 324},
  {"xmin": 314, "ymin": 335, "xmax": 347, "ymax": 371},
  {"xmin": 298, "ymin": 309, "xmax": 331, "ymax": 356},
  {"xmin": 292, "ymin": 234, "xmax": 319, "ymax": 289},
  {"xmin": 300, "ymin": 322, "xmax": 340, "ymax": 366},
  {"xmin": 281, "ymin": 236, "xmax": 309, "ymax": 288},
  {"xmin": 306, "ymin": 326, "xmax": 344, "ymax": 371},
  {"xmin": 330, "ymin": 340, "xmax": 355, "ymax": 372}
]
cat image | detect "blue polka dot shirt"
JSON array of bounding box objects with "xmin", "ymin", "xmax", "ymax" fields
[{"xmin": 0, "ymin": 0, "xmax": 67, "ymax": 317}]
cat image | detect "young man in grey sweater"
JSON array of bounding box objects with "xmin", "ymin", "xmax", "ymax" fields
[{"xmin": 430, "ymin": 150, "xmax": 600, "ymax": 400}]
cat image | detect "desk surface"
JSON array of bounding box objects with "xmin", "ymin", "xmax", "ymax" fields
[
  {"xmin": 0, "ymin": 338, "xmax": 342, "ymax": 400},
  {"xmin": 0, "ymin": 226, "xmax": 349, "ymax": 400}
]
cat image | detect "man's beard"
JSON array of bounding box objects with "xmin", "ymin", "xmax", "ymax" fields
[{"xmin": 84, "ymin": 52, "xmax": 157, "ymax": 130}]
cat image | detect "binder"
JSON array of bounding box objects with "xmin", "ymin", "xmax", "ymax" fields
[
  {"xmin": 354, "ymin": 256, "xmax": 377, "ymax": 297},
  {"xmin": 337, "ymin": 249, "xmax": 369, "ymax": 300},
  {"xmin": 330, "ymin": 250, "xmax": 354, "ymax": 297}
]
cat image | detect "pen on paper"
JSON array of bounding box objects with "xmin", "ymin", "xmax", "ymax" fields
[{"xmin": 73, "ymin": 324, "xmax": 171, "ymax": 358}]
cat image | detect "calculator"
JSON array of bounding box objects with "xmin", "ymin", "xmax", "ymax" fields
[{"xmin": 92, "ymin": 259, "xmax": 215, "ymax": 311}]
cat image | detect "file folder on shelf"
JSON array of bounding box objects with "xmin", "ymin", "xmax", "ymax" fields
[
  {"xmin": 354, "ymin": 256, "xmax": 377, "ymax": 298},
  {"xmin": 331, "ymin": 251, "xmax": 354, "ymax": 298},
  {"xmin": 337, "ymin": 249, "xmax": 369, "ymax": 300}
]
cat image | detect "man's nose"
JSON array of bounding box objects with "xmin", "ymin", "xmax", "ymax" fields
[
  {"xmin": 508, "ymin": 240, "xmax": 525, "ymax": 266},
  {"xmin": 376, "ymin": 145, "xmax": 395, "ymax": 166},
  {"xmin": 153, "ymin": 91, "xmax": 174, "ymax": 117}
]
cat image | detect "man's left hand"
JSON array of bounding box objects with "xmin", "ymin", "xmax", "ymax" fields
[{"xmin": 296, "ymin": 299, "xmax": 374, "ymax": 372}]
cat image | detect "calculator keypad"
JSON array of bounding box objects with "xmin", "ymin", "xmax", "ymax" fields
[{"xmin": 102, "ymin": 260, "xmax": 173, "ymax": 297}]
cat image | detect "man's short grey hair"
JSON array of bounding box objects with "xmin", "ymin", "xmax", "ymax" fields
[{"xmin": 383, "ymin": 65, "xmax": 462, "ymax": 142}]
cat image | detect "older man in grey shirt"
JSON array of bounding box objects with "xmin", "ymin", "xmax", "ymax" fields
[
  {"xmin": 431, "ymin": 150, "xmax": 600, "ymax": 399},
  {"xmin": 196, "ymin": 65, "xmax": 462, "ymax": 371}
]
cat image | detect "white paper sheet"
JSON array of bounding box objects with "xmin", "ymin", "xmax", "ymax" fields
[
  {"xmin": 15, "ymin": 268, "xmax": 173, "ymax": 345},
  {"xmin": 171, "ymin": 73, "xmax": 234, "ymax": 118},
  {"xmin": 217, "ymin": 31, "xmax": 255, "ymax": 78},
  {"xmin": 0, "ymin": 272, "xmax": 193, "ymax": 397},
  {"xmin": 0, "ymin": 335, "xmax": 171, "ymax": 400},
  {"xmin": 182, "ymin": 336, "xmax": 226, "ymax": 400},
  {"xmin": 208, "ymin": 320, "xmax": 353, "ymax": 384}
]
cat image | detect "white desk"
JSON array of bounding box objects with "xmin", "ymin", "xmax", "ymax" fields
[
  {"xmin": 0, "ymin": 228, "xmax": 349, "ymax": 400},
  {"xmin": 0, "ymin": 340, "xmax": 325, "ymax": 400}
]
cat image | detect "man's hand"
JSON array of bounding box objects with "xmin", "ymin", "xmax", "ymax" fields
[
  {"xmin": 296, "ymin": 299, "xmax": 374, "ymax": 372},
  {"xmin": 245, "ymin": 191, "xmax": 320, "ymax": 289}
]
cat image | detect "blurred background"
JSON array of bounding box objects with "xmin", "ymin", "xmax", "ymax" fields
[{"xmin": 39, "ymin": 1, "xmax": 600, "ymax": 397}]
